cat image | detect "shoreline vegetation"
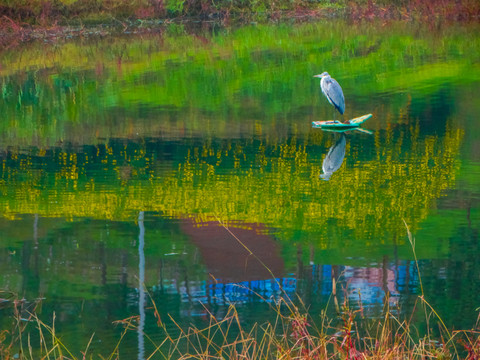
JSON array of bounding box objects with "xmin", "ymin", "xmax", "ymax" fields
[
  {"xmin": 0, "ymin": 0, "xmax": 479, "ymax": 46},
  {"xmin": 2, "ymin": 277, "xmax": 480, "ymax": 359},
  {"xmin": 2, "ymin": 289, "xmax": 480, "ymax": 359},
  {"xmin": 1, "ymin": 226, "xmax": 479, "ymax": 359}
]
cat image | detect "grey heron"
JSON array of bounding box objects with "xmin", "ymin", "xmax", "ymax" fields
[
  {"xmin": 321, "ymin": 134, "xmax": 346, "ymax": 180},
  {"xmin": 314, "ymin": 72, "xmax": 345, "ymax": 116}
]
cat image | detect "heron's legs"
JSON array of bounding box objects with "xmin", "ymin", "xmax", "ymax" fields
[{"xmin": 333, "ymin": 111, "xmax": 343, "ymax": 122}]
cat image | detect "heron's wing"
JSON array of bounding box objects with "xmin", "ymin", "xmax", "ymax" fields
[{"xmin": 322, "ymin": 77, "xmax": 345, "ymax": 115}]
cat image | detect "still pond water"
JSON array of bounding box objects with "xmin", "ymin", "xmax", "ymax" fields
[{"xmin": 0, "ymin": 19, "xmax": 479, "ymax": 357}]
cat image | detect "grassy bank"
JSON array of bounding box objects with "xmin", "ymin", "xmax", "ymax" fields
[
  {"xmin": 0, "ymin": 0, "xmax": 478, "ymax": 49},
  {"xmin": 0, "ymin": 0, "xmax": 478, "ymax": 48},
  {"xmin": 0, "ymin": 0, "xmax": 479, "ymax": 30}
]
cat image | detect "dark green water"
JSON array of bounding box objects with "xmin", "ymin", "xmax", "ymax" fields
[{"xmin": 0, "ymin": 20, "xmax": 479, "ymax": 358}]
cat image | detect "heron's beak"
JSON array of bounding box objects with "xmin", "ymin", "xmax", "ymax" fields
[{"xmin": 313, "ymin": 74, "xmax": 321, "ymax": 78}]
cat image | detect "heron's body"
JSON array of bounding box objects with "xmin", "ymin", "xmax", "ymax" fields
[{"xmin": 314, "ymin": 72, "xmax": 345, "ymax": 115}]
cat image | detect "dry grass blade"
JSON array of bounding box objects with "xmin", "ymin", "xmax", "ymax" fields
[
  {"xmin": 2, "ymin": 221, "xmax": 479, "ymax": 359},
  {"xmin": 82, "ymin": 332, "xmax": 96, "ymax": 360}
]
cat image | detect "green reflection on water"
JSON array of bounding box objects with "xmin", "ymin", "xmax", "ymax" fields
[
  {"xmin": 0, "ymin": 21, "xmax": 479, "ymax": 144},
  {"xmin": 0, "ymin": 20, "xmax": 480, "ymax": 355},
  {"xmin": 0, "ymin": 124, "xmax": 464, "ymax": 259},
  {"xmin": 0, "ymin": 20, "xmax": 478, "ymax": 260}
]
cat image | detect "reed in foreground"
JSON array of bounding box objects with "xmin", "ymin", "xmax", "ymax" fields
[
  {"xmin": 141, "ymin": 291, "xmax": 480, "ymax": 359},
  {"xmin": 0, "ymin": 292, "xmax": 480, "ymax": 360},
  {"xmin": 1, "ymin": 224, "xmax": 480, "ymax": 359},
  {"xmin": 2, "ymin": 276, "xmax": 479, "ymax": 359}
]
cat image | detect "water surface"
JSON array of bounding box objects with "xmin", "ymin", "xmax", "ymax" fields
[{"xmin": 0, "ymin": 20, "xmax": 479, "ymax": 357}]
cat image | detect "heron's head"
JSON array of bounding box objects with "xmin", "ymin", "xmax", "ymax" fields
[{"xmin": 313, "ymin": 71, "xmax": 329, "ymax": 79}]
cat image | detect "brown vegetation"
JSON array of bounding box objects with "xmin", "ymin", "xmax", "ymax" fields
[
  {"xmin": 1, "ymin": 287, "xmax": 480, "ymax": 359},
  {"xmin": 0, "ymin": 0, "xmax": 478, "ymax": 46},
  {"xmin": 348, "ymin": 0, "xmax": 480, "ymax": 21}
]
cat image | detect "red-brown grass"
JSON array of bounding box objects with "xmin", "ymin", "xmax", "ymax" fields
[{"xmin": 0, "ymin": 0, "xmax": 478, "ymax": 33}]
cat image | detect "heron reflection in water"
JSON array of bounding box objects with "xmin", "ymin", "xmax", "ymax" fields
[{"xmin": 321, "ymin": 134, "xmax": 346, "ymax": 181}]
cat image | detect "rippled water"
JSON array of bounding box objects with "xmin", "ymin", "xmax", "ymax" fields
[{"xmin": 0, "ymin": 20, "xmax": 479, "ymax": 357}]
